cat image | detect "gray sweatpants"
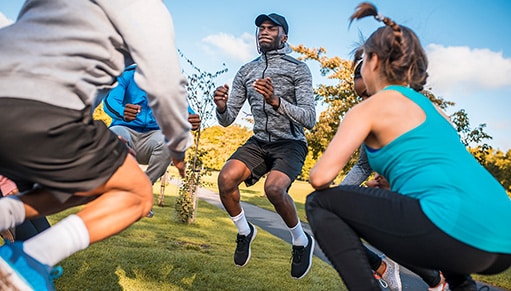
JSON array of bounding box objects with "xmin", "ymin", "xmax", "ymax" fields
[{"xmin": 109, "ymin": 126, "xmax": 170, "ymax": 184}]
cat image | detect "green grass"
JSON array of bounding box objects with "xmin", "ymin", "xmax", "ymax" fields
[
  {"xmin": 47, "ymin": 170, "xmax": 511, "ymax": 290},
  {"xmin": 199, "ymin": 170, "xmax": 511, "ymax": 290},
  {"xmin": 49, "ymin": 181, "xmax": 344, "ymax": 291}
]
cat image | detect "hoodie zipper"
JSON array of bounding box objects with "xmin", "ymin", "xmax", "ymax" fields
[{"xmin": 262, "ymin": 52, "xmax": 271, "ymax": 143}]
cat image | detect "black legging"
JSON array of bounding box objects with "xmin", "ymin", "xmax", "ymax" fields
[{"xmin": 305, "ymin": 185, "xmax": 511, "ymax": 291}]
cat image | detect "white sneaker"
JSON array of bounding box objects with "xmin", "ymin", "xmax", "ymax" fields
[
  {"xmin": 381, "ymin": 256, "xmax": 402, "ymax": 291},
  {"xmin": 429, "ymin": 271, "xmax": 449, "ymax": 291}
]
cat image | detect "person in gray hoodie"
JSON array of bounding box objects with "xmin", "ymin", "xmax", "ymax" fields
[
  {"xmin": 213, "ymin": 13, "xmax": 316, "ymax": 280},
  {"xmin": 0, "ymin": 0, "xmax": 193, "ymax": 290}
]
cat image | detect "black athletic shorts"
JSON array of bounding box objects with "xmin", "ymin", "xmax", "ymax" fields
[
  {"xmin": 0, "ymin": 98, "xmax": 128, "ymax": 201},
  {"xmin": 229, "ymin": 136, "xmax": 307, "ymax": 186}
]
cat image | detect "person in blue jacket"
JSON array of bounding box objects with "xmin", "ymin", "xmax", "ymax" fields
[{"xmin": 104, "ymin": 64, "xmax": 201, "ymax": 188}]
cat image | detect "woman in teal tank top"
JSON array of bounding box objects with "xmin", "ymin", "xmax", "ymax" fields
[{"xmin": 306, "ymin": 3, "xmax": 511, "ymax": 291}]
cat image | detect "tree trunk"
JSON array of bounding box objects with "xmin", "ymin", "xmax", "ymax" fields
[{"xmin": 158, "ymin": 171, "xmax": 168, "ymax": 207}]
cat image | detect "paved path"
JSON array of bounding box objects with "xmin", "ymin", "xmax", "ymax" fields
[{"xmin": 195, "ymin": 186, "xmax": 506, "ymax": 291}]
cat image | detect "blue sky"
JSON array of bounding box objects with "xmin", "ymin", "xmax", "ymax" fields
[{"xmin": 1, "ymin": 1, "xmax": 510, "ymax": 150}]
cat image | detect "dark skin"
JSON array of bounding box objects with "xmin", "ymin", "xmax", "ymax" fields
[
  {"xmin": 213, "ymin": 20, "xmax": 285, "ymax": 112},
  {"xmin": 213, "ymin": 20, "xmax": 299, "ymax": 228},
  {"xmin": 123, "ymin": 103, "xmax": 201, "ymax": 131},
  {"xmin": 187, "ymin": 114, "xmax": 201, "ymax": 131},
  {"xmin": 121, "ymin": 104, "xmax": 202, "ymax": 177},
  {"xmin": 123, "ymin": 104, "xmax": 141, "ymax": 122}
]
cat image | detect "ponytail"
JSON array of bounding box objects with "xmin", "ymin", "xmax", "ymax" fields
[{"xmin": 349, "ymin": 2, "xmax": 428, "ymax": 91}]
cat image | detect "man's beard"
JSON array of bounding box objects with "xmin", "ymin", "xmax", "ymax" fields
[{"xmin": 259, "ymin": 38, "xmax": 282, "ymax": 53}]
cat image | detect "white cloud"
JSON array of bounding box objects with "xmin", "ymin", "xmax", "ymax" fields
[
  {"xmin": 425, "ymin": 44, "xmax": 511, "ymax": 150},
  {"xmin": 0, "ymin": 11, "xmax": 13, "ymax": 28},
  {"xmin": 202, "ymin": 32, "xmax": 255, "ymax": 63},
  {"xmin": 426, "ymin": 44, "xmax": 511, "ymax": 94}
]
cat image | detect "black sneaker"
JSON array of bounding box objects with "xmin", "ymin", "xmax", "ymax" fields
[
  {"xmin": 291, "ymin": 232, "xmax": 315, "ymax": 279},
  {"xmin": 234, "ymin": 223, "xmax": 257, "ymax": 267},
  {"xmin": 449, "ymin": 276, "xmax": 478, "ymax": 291}
]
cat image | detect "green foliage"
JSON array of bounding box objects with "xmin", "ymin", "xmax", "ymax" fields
[
  {"xmin": 92, "ymin": 105, "xmax": 111, "ymax": 126},
  {"xmin": 292, "ymin": 44, "xmax": 359, "ymax": 161},
  {"xmin": 174, "ymin": 171, "xmax": 196, "ymax": 224},
  {"xmin": 199, "ymin": 125, "xmax": 252, "ymax": 170},
  {"xmin": 450, "ymin": 109, "xmax": 494, "ymax": 164},
  {"xmin": 297, "ymin": 149, "xmax": 316, "ymax": 181},
  {"xmin": 471, "ymin": 148, "xmax": 511, "ymax": 195},
  {"xmin": 175, "ymin": 51, "xmax": 228, "ymax": 224},
  {"xmin": 175, "ymin": 148, "xmax": 212, "ymax": 224},
  {"xmin": 178, "ymin": 49, "xmax": 227, "ymax": 130}
]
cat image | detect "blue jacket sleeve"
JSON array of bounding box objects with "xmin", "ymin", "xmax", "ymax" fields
[
  {"xmin": 103, "ymin": 71, "xmax": 131, "ymax": 121},
  {"xmin": 187, "ymin": 105, "xmax": 195, "ymax": 115}
]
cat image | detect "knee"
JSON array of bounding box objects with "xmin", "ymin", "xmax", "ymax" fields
[
  {"xmin": 132, "ymin": 175, "xmax": 154, "ymax": 216},
  {"xmin": 151, "ymin": 141, "xmax": 170, "ymax": 158},
  {"xmin": 265, "ymin": 184, "xmax": 286, "ymax": 203},
  {"xmin": 217, "ymin": 170, "xmax": 236, "ymax": 195}
]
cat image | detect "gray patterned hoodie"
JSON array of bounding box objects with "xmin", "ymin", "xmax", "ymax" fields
[{"xmin": 216, "ymin": 44, "xmax": 316, "ymax": 143}]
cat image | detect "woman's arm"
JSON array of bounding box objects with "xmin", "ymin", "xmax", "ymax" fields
[{"xmin": 309, "ymin": 103, "xmax": 373, "ymax": 190}]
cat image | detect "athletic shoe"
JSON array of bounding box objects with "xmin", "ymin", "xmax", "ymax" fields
[
  {"xmin": 146, "ymin": 209, "xmax": 154, "ymax": 218},
  {"xmin": 450, "ymin": 277, "xmax": 478, "ymax": 291},
  {"xmin": 0, "ymin": 241, "xmax": 61, "ymax": 291},
  {"xmin": 381, "ymin": 256, "xmax": 402, "ymax": 291},
  {"xmin": 291, "ymin": 232, "xmax": 315, "ymax": 279},
  {"xmin": 374, "ymin": 272, "xmax": 389, "ymax": 289},
  {"xmin": 234, "ymin": 222, "xmax": 257, "ymax": 267},
  {"xmin": 429, "ymin": 271, "xmax": 449, "ymax": 291}
]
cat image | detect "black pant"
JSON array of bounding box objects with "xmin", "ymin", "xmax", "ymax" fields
[
  {"xmin": 305, "ymin": 185, "xmax": 511, "ymax": 291},
  {"xmin": 14, "ymin": 218, "xmax": 51, "ymax": 241}
]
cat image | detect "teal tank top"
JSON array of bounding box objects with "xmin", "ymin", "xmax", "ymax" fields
[{"xmin": 365, "ymin": 85, "xmax": 511, "ymax": 253}]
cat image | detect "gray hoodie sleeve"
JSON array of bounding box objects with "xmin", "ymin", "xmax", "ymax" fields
[
  {"xmin": 275, "ymin": 62, "xmax": 316, "ymax": 130},
  {"xmin": 341, "ymin": 146, "xmax": 373, "ymax": 186},
  {"xmin": 216, "ymin": 68, "xmax": 247, "ymax": 127}
]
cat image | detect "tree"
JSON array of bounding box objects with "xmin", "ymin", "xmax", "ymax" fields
[
  {"xmin": 199, "ymin": 125, "xmax": 252, "ymax": 170},
  {"xmin": 292, "ymin": 45, "xmax": 366, "ymax": 180},
  {"xmin": 470, "ymin": 148, "xmax": 511, "ymax": 195},
  {"xmin": 174, "ymin": 50, "xmax": 228, "ymax": 224},
  {"xmin": 292, "ymin": 45, "xmax": 358, "ymax": 160},
  {"xmin": 92, "ymin": 104, "xmax": 111, "ymax": 126},
  {"xmin": 292, "ymin": 44, "xmax": 493, "ymax": 182},
  {"xmin": 450, "ymin": 109, "xmax": 493, "ymax": 164}
]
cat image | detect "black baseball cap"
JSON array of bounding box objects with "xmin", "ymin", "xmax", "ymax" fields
[{"xmin": 255, "ymin": 13, "xmax": 288, "ymax": 35}]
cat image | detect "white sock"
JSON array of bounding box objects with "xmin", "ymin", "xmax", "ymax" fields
[
  {"xmin": 0, "ymin": 196, "xmax": 26, "ymax": 231},
  {"xmin": 23, "ymin": 215, "xmax": 90, "ymax": 267},
  {"xmin": 231, "ymin": 209, "xmax": 251, "ymax": 236},
  {"xmin": 289, "ymin": 222, "xmax": 308, "ymax": 247}
]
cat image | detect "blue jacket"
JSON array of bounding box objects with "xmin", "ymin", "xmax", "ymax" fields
[{"xmin": 104, "ymin": 65, "xmax": 194, "ymax": 132}]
